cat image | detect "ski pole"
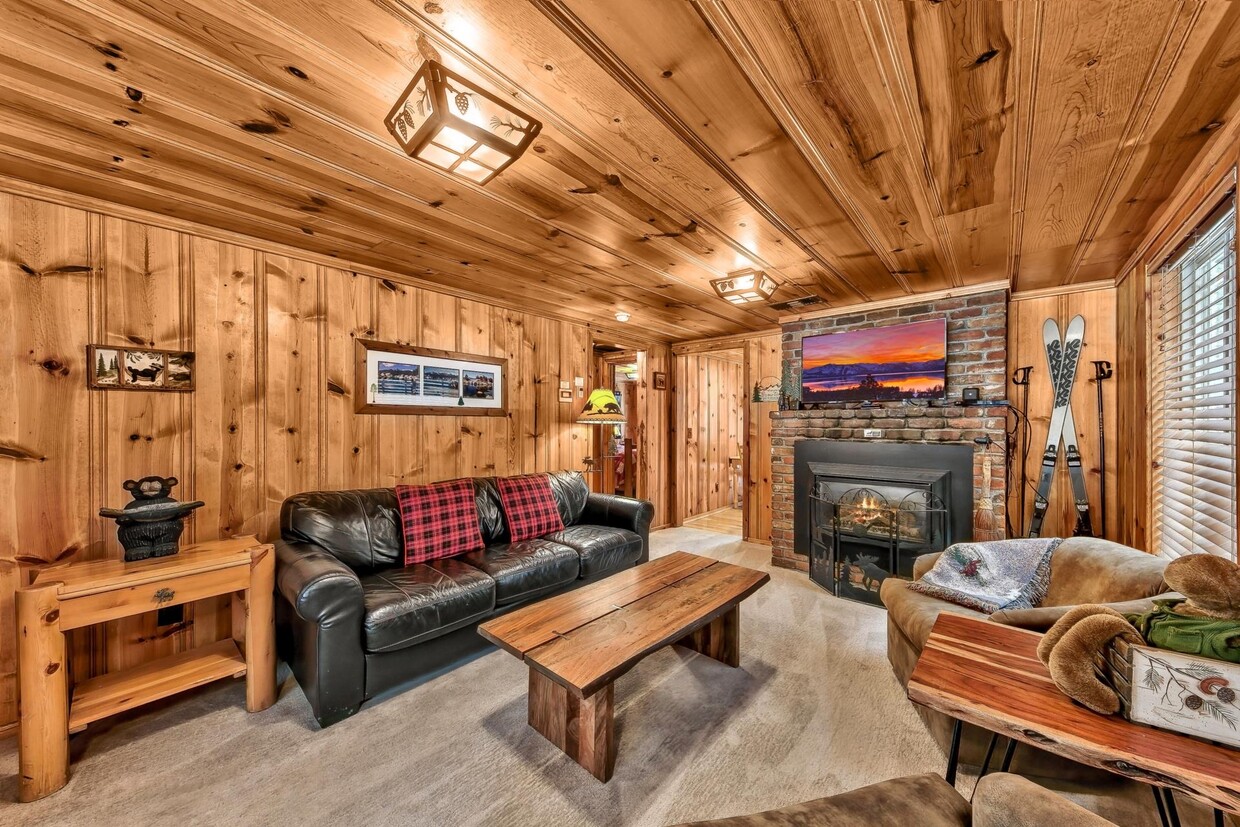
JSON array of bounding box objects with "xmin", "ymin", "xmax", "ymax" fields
[
  {"xmin": 1091, "ymin": 360, "xmax": 1113, "ymax": 539},
  {"xmin": 1011, "ymin": 366, "xmax": 1032, "ymax": 535}
]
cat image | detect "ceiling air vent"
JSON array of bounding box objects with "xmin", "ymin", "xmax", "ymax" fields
[{"xmin": 770, "ymin": 295, "xmax": 825, "ymax": 312}]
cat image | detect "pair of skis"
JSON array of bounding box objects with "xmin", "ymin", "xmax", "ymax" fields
[{"xmin": 1027, "ymin": 316, "xmax": 1094, "ymax": 538}]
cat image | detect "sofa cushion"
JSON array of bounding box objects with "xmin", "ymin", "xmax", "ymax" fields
[
  {"xmin": 461, "ymin": 539, "xmax": 579, "ymax": 605},
  {"xmin": 546, "ymin": 525, "xmax": 642, "ymax": 578},
  {"xmin": 360, "ymin": 558, "xmax": 495, "ymax": 653},
  {"xmin": 397, "ymin": 479, "xmax": 485, "ymax": 565},
  {"xmin": 547, "ymin": 470, "xmax": 589, "ymax": 526},
  {"xmin": 496, "ymin": 474, "xmax": 565, "ymax": 542},
  {"xmin": 282, "ymin": 488, "xmax": 403, "ymax": 573},
  {"xmin": 1042, "ymin": 537, "xmax": 1168, "ymax": 606}
]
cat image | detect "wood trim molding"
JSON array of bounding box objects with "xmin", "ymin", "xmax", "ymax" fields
[
  {"xmin": 1009, "ymin": 279, "xmax": 1116, "ymax": 302},
  {"xmin": 1006, "ymin": 1, "xmax": 1044, "ymax": 292},
  {"xmin": 672, "ymin": 329, "xmax": 780, "ymax": 355},
  {"xmin": 1145, "ymin": 172, "xmax": 1238, "ymax": 274},
  {"xmin": 528, "ymin": 0, "xmax": 868, "ymax": 302},
  {"xmin": 779, "ymin": 279, "xmax": 1009, "ymax": 324}
]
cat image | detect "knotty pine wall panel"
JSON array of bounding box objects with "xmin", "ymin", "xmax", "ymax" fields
[
  {"xmin": 0, "ymin": 190, "xmax": 603, "ymax": 727},
  {"xmin": 1006, "ymin": 288, "xmax": 1118, "ymax": 541},
  {"xmin": 743, "ymin": 333, "xmax": 780, "ymax": 543},
  {"xmin": 675, "ymin": 351, "xmax": 745, "ymax": 519},
  {"xmin": 1115, "ymin": 272, "xmax": 1149, "ymax": 551}
]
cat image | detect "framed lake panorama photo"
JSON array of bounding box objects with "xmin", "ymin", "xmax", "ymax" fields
[{"xmin": 355, "ymin": 339, "xmax": 507, "ymax": 416}]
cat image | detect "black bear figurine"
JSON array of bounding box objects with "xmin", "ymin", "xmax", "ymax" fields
[{"xmin": 99, "ymin": 476, "xmax": 205, "ymax": 562}]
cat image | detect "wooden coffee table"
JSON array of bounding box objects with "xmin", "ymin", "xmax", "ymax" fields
[
  {"xmin": 909, "ymin": 612, "xmax": 1240, "ymax": 820},
  {"xmin": 478, "ymin": 551, "xmax": 769, "ymax": 781}
]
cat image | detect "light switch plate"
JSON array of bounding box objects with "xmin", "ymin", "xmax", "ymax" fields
[{"xmin": 863, "ymin": 428, "xmax": 882, "ymax": 438}]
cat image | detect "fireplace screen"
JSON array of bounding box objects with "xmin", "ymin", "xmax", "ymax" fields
[{"xmin": 808, "ymin": 463, "xmax": 951, "ymax": 606}]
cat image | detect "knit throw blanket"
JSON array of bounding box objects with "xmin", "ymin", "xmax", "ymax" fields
[{"xmin": 907, "ymin": 538, "xmax": 1062, "ymax": 614}]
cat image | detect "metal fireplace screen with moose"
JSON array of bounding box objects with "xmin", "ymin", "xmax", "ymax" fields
[{"xmin": 808, "ymin": 462, "xmax": 951, "ymax": 606}]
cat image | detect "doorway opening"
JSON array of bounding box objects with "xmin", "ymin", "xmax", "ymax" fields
[
  {"xmin": 675, "ymin": 347, "xmax": 745, "ymax": 537},
  {"xmin": 586, "ymin": 347, "xmax": 643, "ymax": 499}
]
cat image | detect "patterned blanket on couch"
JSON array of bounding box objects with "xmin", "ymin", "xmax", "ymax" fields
[{"xmin": 907, "ymin": 538, "xmax": 1062, "ymax": 614}]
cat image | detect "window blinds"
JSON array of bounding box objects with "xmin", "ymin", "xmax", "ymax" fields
[{"xmin": 1149, "ymin": 197, "xmax": 1237, "ymax": 560}]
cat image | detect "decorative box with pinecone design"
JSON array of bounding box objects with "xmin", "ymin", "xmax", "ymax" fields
[{"xmin": 1106, "ymin": 637, "xmax": 1240, "ymax": 749}]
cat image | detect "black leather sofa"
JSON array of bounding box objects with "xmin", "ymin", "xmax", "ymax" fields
[{"xmin": 274, "ymin": 471, "xmax": 654, "ymax": 727}]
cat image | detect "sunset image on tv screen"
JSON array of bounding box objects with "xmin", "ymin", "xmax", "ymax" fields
[{"xmin": 801, "ymin": 318, "xmax": 946, "ymax": 402}]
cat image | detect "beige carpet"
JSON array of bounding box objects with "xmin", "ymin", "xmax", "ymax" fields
[{"xmin": 0, "ymin": 530, "xmax": 1222, "ymax": 825}]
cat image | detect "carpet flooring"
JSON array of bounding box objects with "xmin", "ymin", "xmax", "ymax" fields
[{"xmin": 0, "ymin": 529, "xmax": 1224, "ymax": 825}]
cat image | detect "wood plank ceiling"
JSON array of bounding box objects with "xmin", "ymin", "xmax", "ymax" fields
[{"xmin": 2, "ymin": 0, "xmax": 1240, "ymax": 340}]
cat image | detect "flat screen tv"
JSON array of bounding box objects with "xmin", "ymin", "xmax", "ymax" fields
[{"xmin": 801, "ymin": 318, "xmax": 947, "ymax": 402}]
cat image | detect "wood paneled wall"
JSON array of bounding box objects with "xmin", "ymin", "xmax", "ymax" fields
[
  {"xmin": 674, "ymin": 350, "xmax": 745, "ymax": 520},
  {"xmin": 1006, "ymin": 288, "xmax": 1118, "ymax": 540},
  {"xmin": 1115, "ymin": 274, "xmax": 1150, "ymax": 550},
  {"xmin": 742, "ymin": 334, "xmax": 780, "ymax": 543},
  {"xmin": 0, "ymin": 190, "xmax": 599, "ymax": 727},
  {"xmin": 632, "ymin": 347, "xmax": 673, "ymax": 530}
]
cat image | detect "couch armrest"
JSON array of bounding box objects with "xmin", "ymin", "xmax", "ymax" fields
[
  {"xmin": 990, "ymin": 594, "xmax": 1181, "ymax": 632},
  {"xmin": 973, "ymin": 773, "xmax": 1112, "ymax": 826},
  {"xmin": 275, "ymin": 539, "xmax": 366, "ymax": 727},
  {"xmin": 581, "ymin": 493, "xmax": 655, "ymax": 563},
  {"xmin": 913, "ymin": 552, "xmax": 944, "ymax": 581},
  {"xmin": 276, "ymin": 539, "xmax": 364, "ymax": 624}
]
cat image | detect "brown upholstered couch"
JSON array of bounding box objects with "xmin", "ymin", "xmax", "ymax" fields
[
  {"xmin": 672, "ymin": 772, "xmax": 1114, "ymax": 826},
  {"xmin": 880, "ymin": 536, "xmax": 1172, "ymax": 774}
]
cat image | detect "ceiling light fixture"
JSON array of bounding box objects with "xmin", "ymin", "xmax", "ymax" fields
[
  {"xmin": 614, "ymin": 311, "xmax": 631, "ymax": 323},
  {"xmin": 385, "ymin": 60, "xmax": 542, "ymax": 186},
  {"xmin": 711, "ymin": 268, "xmax": 777, "ymax": 304}
]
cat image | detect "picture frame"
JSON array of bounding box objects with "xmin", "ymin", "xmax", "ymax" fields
[
  {"xmin": 653, "ymin": 371, "xmax": 668, "ymax": 391},
  {"xmin": 86, "ymin": 345, "xmax": 195, "ymax": 392},
  {"xmin": 355, "ymin": 339, "xmax": 507, "ymax": 416}
]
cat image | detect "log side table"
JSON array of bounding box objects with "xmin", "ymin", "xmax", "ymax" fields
[{"xmin": 16, "ymin": 535, "xmax": 276, "ymax": 802}]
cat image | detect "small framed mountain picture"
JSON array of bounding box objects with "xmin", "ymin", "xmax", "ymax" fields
[{"xmin": 87, "ymin": 345, "xmax": 195, "ymax": 392}]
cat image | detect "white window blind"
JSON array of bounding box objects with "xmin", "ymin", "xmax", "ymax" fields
[{"xmin": 1150, "ymin": 197, "xmax": 1237, "ymax": 560}]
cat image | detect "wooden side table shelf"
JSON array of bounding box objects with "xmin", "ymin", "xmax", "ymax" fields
[{"xmin": 16, "ymin": 536, "xmax": 277, "ymax": 802}]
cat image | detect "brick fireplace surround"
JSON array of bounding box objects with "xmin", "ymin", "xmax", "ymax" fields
[{"xmin": 770, "ymin": 289, "xmax": 1009, "ymax": 572}]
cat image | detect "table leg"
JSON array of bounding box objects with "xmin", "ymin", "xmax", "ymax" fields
[
  {"xmin": 1153, "ymin": 786, "xmax": 1170, "ymax": 827},
  {"xmin": 1163, "ymin": 789, "xmax": 1181, "ymax": 827},
  {"xmin": 528, "ymin": 668, "xmax": 615, "ymax": 782},
  {"xmin": 945, "ymin": 719, "xmax": 962, "ymax": 786},
  {"xmin": 17, "ymin": 583, "xmax": 68, "ymax": 803},
  {"xmin": 979, "ymin": 732, "xmax": 999, "ymax": 778},
  {"xmin": 675, "ymin": 606, "xmax": 740, "ymax": 667},
  {"xmin": 1000, "ymin": 737, "xmax": 1018, "ymax": 772},
  {"xmin": 240, "ymin": 544, "xmax": 276, "ymax": 712}
]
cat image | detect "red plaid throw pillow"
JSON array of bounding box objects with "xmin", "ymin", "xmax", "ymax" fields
[
  {"xmin": 396, "ymin": 479, "xmax": 484, "ymax": 565},
  {"xmin": 496, "ymin": 474, "xmax": 565, "ymax": 542}
]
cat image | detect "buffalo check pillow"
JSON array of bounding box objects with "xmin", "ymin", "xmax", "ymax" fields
[
  {"xmin": 496, "ymin": 474, "xmax": 565, "ymax": 542},
  {"xmin": 396, "ymin": 479, "xmax": 484, "ymax": 565}
]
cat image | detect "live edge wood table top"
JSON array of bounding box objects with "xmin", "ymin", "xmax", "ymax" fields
[
  {"xmin": 909, "ymin": 612, "xmax": 1240, "ymax": 815},
  {"xmin": 478, "ymin": 551, "xmax": 769, "ymax": 781}
]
